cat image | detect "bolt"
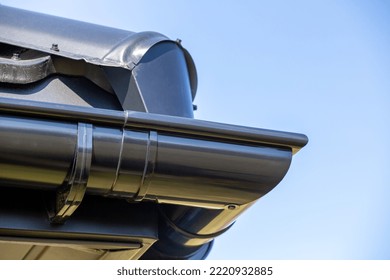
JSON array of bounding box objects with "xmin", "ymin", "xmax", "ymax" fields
[
  {"xmin": 227, "ymin": 204, "xmax": 237, "ymax": 210},
  {"xmin": 176, "ymin": 38, "xmax": 182, "ymax": 45},
  {"xmin": 51, "ymin": 43, "xmax": 59, "ymax": 51}
]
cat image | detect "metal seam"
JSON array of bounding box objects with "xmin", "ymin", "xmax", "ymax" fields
[
  {"xmin": 135, "ymin": 130, "xmax": 158, "ymax": 201},
  {"xmin": 110, "ymin": 110, "xmax": 128, "ymax": 192},
  {"xmin": 109, "ymin": 116, "xmax": 127, "ymax": 194}
]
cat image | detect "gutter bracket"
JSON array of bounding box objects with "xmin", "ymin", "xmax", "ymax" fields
[{"xmin": 49, "ymin": 123, "xmax": 93, "ymax": 224}]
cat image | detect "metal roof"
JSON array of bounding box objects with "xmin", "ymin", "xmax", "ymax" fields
[{"xmin": 0, "ymin": 5, "xmax": 198, "ymax": 98}]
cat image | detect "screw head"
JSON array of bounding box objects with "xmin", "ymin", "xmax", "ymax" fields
[
  {"xmin": 51, "ymin": 43, "xmax": 59, "ymax": 51},
  {"xmin": 227, "ymin": 204, "xmax": 237, "ymax": 210}
]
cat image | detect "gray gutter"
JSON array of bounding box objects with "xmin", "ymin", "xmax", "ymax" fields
[
  {"xmin": 0, "ymin": 97, "xmax": 307, "ymax": 259},
  {"xmin": 0, "ymin": 97, "xmax": 307, "ymax": 154}
]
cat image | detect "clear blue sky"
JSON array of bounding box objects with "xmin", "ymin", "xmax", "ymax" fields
[{"xmin": 3, "ymin": 0, "xmax": 389, "ymax": 259}]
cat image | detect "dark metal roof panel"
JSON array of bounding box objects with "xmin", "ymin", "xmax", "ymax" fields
[{"xmin": 0, "ymin": 5, "xmax": 170, "ymax": 69}]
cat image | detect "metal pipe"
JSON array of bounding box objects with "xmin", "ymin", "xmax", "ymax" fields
[
  {"xmin": 0, "ymin": 99, "xmax": 305, "ymax": 259},
  {"xmin": 0, "ymin": 113, "xmax": 292, "ymax": 208}
]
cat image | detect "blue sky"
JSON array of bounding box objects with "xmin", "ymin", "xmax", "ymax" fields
[{"xmin": 2, "ymin": 0, "xmax": 389, "ymax": 259}]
